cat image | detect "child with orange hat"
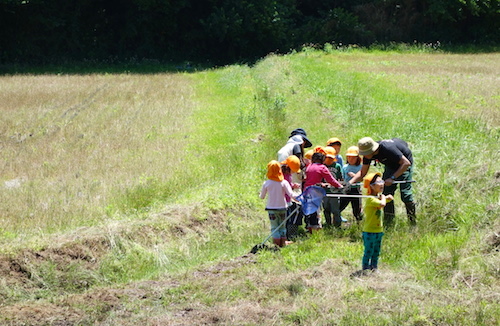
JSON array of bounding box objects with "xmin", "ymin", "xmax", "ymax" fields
[
  {"xmin": 281, "ymin": 155, "xmax": 303, "ymax": 241},
  {"xmin": 339, "ymin": 146, "xmax": 363, "ymax": 222},
  {"xmin": 322, "ymin": 146, "xmax": 344, "ymax": 227},
  {"xmin": 360, "ymin": 172, "xmax": 393, "ymax": 272},
  {"xmin": 281, "ymin": 155, "xmax": 302, "ymax": 192},
  {"xmin": 260, "ymin": 160, "xmax": 297, "ymax": 247}
]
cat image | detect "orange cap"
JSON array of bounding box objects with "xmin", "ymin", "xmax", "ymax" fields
[
  {"xmin": 281, "ymin": 155, "xmax": 301, "ymax": 173},
  {"xmin": 363, "ymin": 172, "xmax": 382, "ymax": 195},
  {"xmin": 313, "ymin": 146, "xmax": 326, "ymax": 155}
]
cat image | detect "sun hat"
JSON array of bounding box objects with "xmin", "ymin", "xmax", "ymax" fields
[
  {"xmin": 358, "ymin": 137, "xmax": 379, "ymax": 156},
  {"xmin": 323, "ymin": 146, "xmax": 337, "ymax": 159},
  {"xmin": 327, "ymin": 137, "xmax": 342, "ymax": 146},
  {"xmin": 300, "ymin": 135, "xmax": 313, "ymax": 148},
  {"xmin": 281, "ymin": 155, "xmax": 301, "ymax": 173},
  {"xmin": 289, "ymin": 128, "xmax": 307, "ymax": 138},
  {"xmin": 345, "ymin": 146, "xmax": 360, "ymax": 157},
  {"xmin": 290, "ymin": 128, "xmax": 312, "ymax": 148},
  {"xmin": 267, "ymin": 160, "xmax": 284, "ymax": 182},
  {"xmin": 304, "ymin": 149, "xmax": 314, "ymax": 160},
  {"xmin": 363, "ymin": 172, "xmax": 382, "ymax": 195}
]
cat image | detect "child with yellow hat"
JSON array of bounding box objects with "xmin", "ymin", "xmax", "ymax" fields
[
  {"xmin": 339, "ymin": 146, "xmax": 363, "ymax": 222},
  {"xmin": 322, "ymin": 146, "xmax": 344, "ymax": 227},
  {"xmin": 326, "ymin": 137, "xmax": 343, "ymax": 166},
  {"xmin": 360, "ymin": 172, "xmax": 393, "ymax": 272},
  {"xmin": 260, "ymin": 160, "xmax": 297, "ymax": 247}
]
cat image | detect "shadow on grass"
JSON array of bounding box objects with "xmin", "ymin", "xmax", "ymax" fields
[
  {"xmin": 1, "ymin": 43, "xmax": 497, "ymax": 75},
  {"xmin": 0, "ymin": 60, "xmax": 214, "ymax": 75}
]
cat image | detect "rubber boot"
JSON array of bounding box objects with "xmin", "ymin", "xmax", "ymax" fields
[
  {"xmin": 405, "ymin": 201, "xmax": 417, "ymax": 226},
  {"xmin": 384, "ymin": 201, "xmax": 396, "ymax": 229},
  {"xmin": 333, "ymin": 211, "xmax": 342, "ymax": 228},
  {"xmin": 324, "ymin": 211, "xmax": 332, "ymax": 227}
]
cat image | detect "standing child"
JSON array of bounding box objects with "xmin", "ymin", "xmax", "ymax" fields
[
  {"xmin": 260, "ymin": 160, "xmax": 297, "ymax": 247},
  {"xmin": 281, "ymin": 155, "xmax": 303, "ymax": 241},
  {"xmin": 340, "ymin": 146, "xmax": 363, "ymax": 221},
  {"xmin": 361, "ymin": 172, "xmax": 393, "ymax": 272},
  {"xmin": 303, "ymin": 149, "xmax": 314, "ymax": 168},
  {"xmin": 322, "ymin": 146, "xmax": 344, "ymax": 227},
  {"xmin": 327, "ymin": 137, "xmax": 344, "ymax": 167},
  {"xmin": 304, "ymin": 148, "xmax": 343, "ymax": 232}
]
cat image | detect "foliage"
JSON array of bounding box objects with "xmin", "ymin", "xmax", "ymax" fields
[{"xmin": 0, "ymin": 0, "xmax": 498, "ymax": 65}]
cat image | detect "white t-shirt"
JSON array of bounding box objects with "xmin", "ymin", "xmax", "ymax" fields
[{"xmin": 259, "ymin": 179, "xmax": 295, "ymax": 210}]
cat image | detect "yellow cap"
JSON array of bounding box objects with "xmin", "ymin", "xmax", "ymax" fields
[
  {"xmin": 345, "ymin": 146, "xmax": 359, "ymax": 157},
  {"xmin": 324, "ymin": 146, "xmax": 337, "ymax": 159},
  {"xmin": 327, "ymin": 137, "xmax": 342, "ymax": 146}
]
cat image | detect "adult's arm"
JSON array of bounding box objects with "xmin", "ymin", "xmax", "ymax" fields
[
  {"xmin": 348, "ymin": 164, "xmax": 370, "ymax": 185},
  {"xmin": 384, "ymin": 155, "xmax": 411, "ymax": 185}
]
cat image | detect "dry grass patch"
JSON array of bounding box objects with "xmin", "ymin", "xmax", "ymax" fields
[
  {"xmin": 1, "ymin": 249, "xmax": 498, "ymax": 325},
  {"xmin": 0, "ymin": 73, "xmax": 195, "ymax": 238}
]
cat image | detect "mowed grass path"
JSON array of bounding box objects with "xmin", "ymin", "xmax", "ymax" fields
[{"xmin": 0, "ymin": 51, "xmax": 498, "ymax": 325}]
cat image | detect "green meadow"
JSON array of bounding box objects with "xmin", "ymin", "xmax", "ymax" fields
[{"xmin": 0, "ymin": 48, "xmax": 498, "ymax": 325}]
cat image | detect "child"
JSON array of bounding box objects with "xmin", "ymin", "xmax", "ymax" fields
[
  {"xmin": 361, "ymin": 172, "xmax": 393, "ymax": 272},
  {"xmin": 303, "ymin": 149, "xmax": 314, "ymax": 168},
  {"xmin": 327, "ymin": 137, "xmax": 344, "ymax": 166},
  {"xmin": 304, "ymin": 148, "xmax": 343, "ymax": 232},
  {"xmin": 260, "ymin": 160, "xmax": 297, "ymax": 247},
  {"xmin": 340, "ymin": 146, "xmax": 363, "ymax": 221},
  {"xmin": 281, "ymin": 155, "xmax": 303, "ymax": 241},
  {"xmin": 322, "ymin": 146, "xmax": 344, "ymax": 227}
]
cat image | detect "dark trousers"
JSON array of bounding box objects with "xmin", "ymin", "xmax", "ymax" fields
[
  {"xmin": 383, "ymin": 165, "xmax": 416, "ymax": 227},
  {"xmin": 339, "ymin": 187, "xmax": 363, "ymax": 221},
  {"xmin": 286, "ymin": 202, "xmax": 303, "ymax": 240}
]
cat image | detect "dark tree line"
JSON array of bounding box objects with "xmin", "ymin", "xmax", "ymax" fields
[{"xmin": 0, "ymin": 0, "xmax": 498, "ymax": 65}]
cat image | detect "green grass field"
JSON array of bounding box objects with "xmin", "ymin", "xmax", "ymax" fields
[{"xmin": 0, "ymin": 48, "xmax": 498, "ymax": 325}]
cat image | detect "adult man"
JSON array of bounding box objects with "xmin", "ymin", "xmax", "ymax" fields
[{"xmin": 348, "ymin": 137, "xmax": 416, "ymax": 227}]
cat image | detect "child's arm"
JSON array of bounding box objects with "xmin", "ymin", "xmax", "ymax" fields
[
  {"xmin": 378, "ymin": 194, "xmax": 393, "ymax": 208},
  {"xmin": 283, "ymin": 181, "xmax": 297, "ymax": 201},
  {"xmin": 259, "ymin": 182, "xmax": 267, "ymax": 199},
  {"xmin": 322, "ymin": 166, "xmax": 343, "ymax": 188}
]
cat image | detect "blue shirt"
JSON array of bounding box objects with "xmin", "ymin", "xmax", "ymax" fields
[{"xmin": 343, "ymin": 163, "xmax": 362, "ymax": 187}]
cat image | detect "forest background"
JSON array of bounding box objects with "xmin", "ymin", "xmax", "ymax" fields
[{"xmin": 0, "ymin": 0, "xmax": 499, "ymax": 66}]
